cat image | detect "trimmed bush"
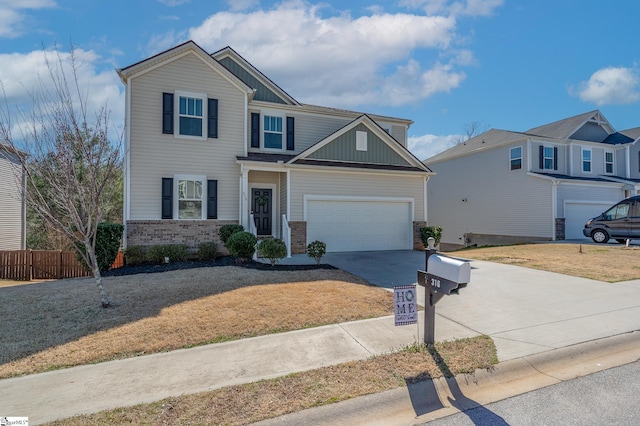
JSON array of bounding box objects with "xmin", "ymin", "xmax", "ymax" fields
[
  {"xmin": 95, "ymin": 222, "xmax": 124, "ymax": 272},
  {"xmin": 258, "ymin": 238, "xmax": 287, "ymax": 266},
  {"xmin": 420, "ymin": 226, "xmax": 443, "ymax": 248},
  {"xmin": 197, "ymin": 242, "xmax": 218, "ymax": 261},
  {"xmin": 147, "ymin": 244, "xmax": 189, "ymax": 264},
  {"xmin": 218, "ymin": 224, "xmax": 245, "ymax": 245},
  {"xmin": 226, "ymin": 231, "xmax": 257, "ymax": 260},
  {"xmin": 124, "ymin": 245, "xmax": 147, "ymax": 266},
  {"xmin": 306, "ymin": 240, "xmax": 327, "ymax": 265}
]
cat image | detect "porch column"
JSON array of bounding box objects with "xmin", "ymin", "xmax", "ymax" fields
[{"xmin": 240, "ymin": 166, "xmax": 250, "ymax": 229}]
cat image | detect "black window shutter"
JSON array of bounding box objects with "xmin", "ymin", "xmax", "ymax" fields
[
  {"xmin": 538, "ymin": 145, "xmax": 544, "ymax": 169},
  {"xmin": 286, "ymin": 116, "xmax": 295, "ymax": 151},
  {"xmin": 207, "ymin": 180, "xmax": 218, "ymax": 219},
  {"xmin": 251, "ymin": 112, "xmax": 260, "ymax": 148},
  {"xmin": 162, "ymin": 93, "xmax": 174, "ymax": 134},
  {"xmin": 161, "ymin": 178, "xmax": 173, "ymax": 219},
  {"xmin": 553, "ymin": 147, "xmax": 558, "ymax": 170},
  {"xmin": 207, "ymin": 98, "xmax": 218, "ymax": 138}
]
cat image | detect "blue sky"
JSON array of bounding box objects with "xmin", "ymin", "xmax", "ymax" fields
[{"xmin": 1, "ymin": 0, "xmax": 639, "ymax": 159}]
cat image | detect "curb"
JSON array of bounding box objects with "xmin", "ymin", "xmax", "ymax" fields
[{"xmin": 254, "ymin": 330, "xmax": 640, "ymax": 425}]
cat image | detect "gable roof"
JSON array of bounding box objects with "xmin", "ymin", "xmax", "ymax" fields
[
  {"xmin": 116, "ymin": 40, "xmax": 254, "ymax": 97},
  {"xmin": 621, "ymin": 127, "xmax": 640, "ymax": 141},
  {"xmin": 211, "ymin": 46, "xmax": 299, "ymax": 106},
  {"xmin": 525, "ymin": 110, "xmax": 616, "ymax": 142},
  {"xmin": 291, "ymin": 114, "xmax": 431, "ymax": 173},
  {"xmin": 425, "ymin": 129, "xmax": 527, "ymax": 164}
]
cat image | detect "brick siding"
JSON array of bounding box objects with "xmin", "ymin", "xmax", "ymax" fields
[{"xmin": 288, "ymin": 221, "xmax": 307, "ymax": 254}]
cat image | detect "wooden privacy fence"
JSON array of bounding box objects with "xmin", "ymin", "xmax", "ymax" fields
[{"xmin": 0, "ymin": 250, "xmax": 93, "ymax": 281}]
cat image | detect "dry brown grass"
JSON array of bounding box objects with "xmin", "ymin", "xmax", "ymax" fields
[
  {"xmin": 0, "ymin": 266, "xmax": 392, "ymax": 379},
  {"xmin": 455, "ymin": 243, "xmax": 640, "ymax": 282},
  {"xmin": 48, "ymin": 336, "xmax": 497, "ymax": 426}
]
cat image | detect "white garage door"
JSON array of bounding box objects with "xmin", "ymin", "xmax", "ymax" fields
[
  {"xmin": 306, "ymin": 199, "xmax": 412, "ymax": 252},
  {"xmin": 564, "ymin": 202, "xmax": 613, "ymax": 240}
]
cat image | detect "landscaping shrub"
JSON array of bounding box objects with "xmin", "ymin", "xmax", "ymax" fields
[
  {"xmin": 258, "ymin": 238, "xmax": 287, "ymax": 266},
  {"xmin": 420, "ymin": 226, "xmax": 443, "ymax": 248},
  {"xmin": 218, "ymin": 224, "xmax": 245, "ymax": 245},
  {"xmin": 226, "ymin": 231, "xmax": 257, "ymax": 260},
  {"xmin": 306, "ymin": 240, "xmax": 327, "ymax": 265},
  {"xmin": 124, "ymin": 245, "xmax": 147, "ymax": 266},
  {"xmin": 147, "ymin": 244, "xmax": 189, "ymax": 264},
  {"xmin": 197, "ymin": 242, "xmax": 218, "ymax": 261},
  {"xmin": 95, "ymin": 222, "xmax": 124, "ymax": 272}
]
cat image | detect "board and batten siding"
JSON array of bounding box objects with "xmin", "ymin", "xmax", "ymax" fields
[
  {"xmin": 428, "ymin": 144, "xmax": 552, "ymax": 245},
  {"xmin": 0, "ymin": 151, "xmax": 24, "ymax": 250},
  {"xmin": 128, "ymin": 52, "xmax": 246, "ymax": 220},
  {"xmin": 288, "ymin": 169, "xmax": 425, "ymax": 222}
]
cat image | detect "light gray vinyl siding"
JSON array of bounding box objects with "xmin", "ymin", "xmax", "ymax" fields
[
  {"xmin": 289, "ymin": 170, "xmax": 425, "ymax": 222},
  {"xmin": 531, "ymin": 140, "xmax": 566, "ymax": 174},
  {"xmin": 128, "ymin": 52, "xmax": 246, "ymax": 220},
  {"xmin": 428, "ymin": 145, "xmax": 552, "ymax": 245},
  {"xmin": 218, "ymin": 57, "xmax": 287, "ymax": 104},
  {"xmin": 390, "ymin": 125, "xmax": 406, "ymax": 146},
  {"xmin": 614, "ymin": 147, "xmax": 626, "ymax": 177},
  {"xmin": 570, "ymin": 122, "xmax": 609, "ymax": 142},
  {"xmin": 556, "ymin": 184, "xmax": 623, "ymax": 217},
  {"xmin": 0, "ymin": 151, "xmax": 25, "ymax": 250},
  {"xmin": 630, "ymin": 142, "xmax": 640, "ymax": 180},
  {"xmin": 279, "ymin": 173, "xmax": 287, "ymax": 236},
  {"xmin": 307, "ymin": 124, "xmax": 410, "ymax": 166}
]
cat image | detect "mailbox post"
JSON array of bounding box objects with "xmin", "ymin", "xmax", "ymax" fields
[{"xmin": 417, "ymin": 237, "xmax": 470, "ymax": 344}]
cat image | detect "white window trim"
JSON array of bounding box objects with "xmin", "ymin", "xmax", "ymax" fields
[
  {"xmin": 581, "ymin": 148, "xmax": 592, "ymax": 173},
  {"xmin": 356, "ymin": 131, "xmax": 368, "ymax": 151},
  {"xmin": 175, "ymin": 90, "xmax": 207, "ymax": 141},
  {"xmin": 174, "ymin": 174, "xmax": 206, "ymax": 220},
  {"xmin": 261, "ymin": 110, "xmax": 285, "ymax": 152},
  {"xmin": 509, "ymin": 146, "xmax": 522, "ymax": 170},
  {"xmin": 604, "ymin": 150, "xmax": 614, "ymax": 175}
]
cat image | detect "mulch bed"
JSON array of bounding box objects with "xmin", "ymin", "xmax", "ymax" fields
[{"xmin": 103, "ymin": 256, "xmax": 336, "ymax": 277}]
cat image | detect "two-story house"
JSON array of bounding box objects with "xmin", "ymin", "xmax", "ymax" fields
[
  {"xmin": 117, "ymin": 41, "xmax": 432, "ymax": 255},
  {"xmin": 0, "ymin": 142, "xmax": 26, "ymax": 250},
  {"xmin": 425, "ymin": 111, "xmax": 640, "ymax": 250}
]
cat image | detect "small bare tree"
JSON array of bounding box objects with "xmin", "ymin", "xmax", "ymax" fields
[
  {"xmin": 0, "ymin": 48, "xmax": 122, "ymax": 307},
  {"xmin": 455, "ymin": 120, "xmax": 490, "ymax": 144}
]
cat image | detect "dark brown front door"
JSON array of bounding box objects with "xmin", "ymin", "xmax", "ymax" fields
[{"xmin": 252, "ymin": 188, "xmax": 272, "ymax": 236}]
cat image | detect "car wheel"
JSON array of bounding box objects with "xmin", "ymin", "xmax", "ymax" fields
[
  {"xmin": 615, "ymin": 239, "xmax": 627, "ymax": 244},
  {"xmin": 591, "ymin": 229, "xmax": 609, "ymax": 244}
]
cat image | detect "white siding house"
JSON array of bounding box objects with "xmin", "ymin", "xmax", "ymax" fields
[
  {"xmin": 0, "ymin": 143, "xmax": 26, "ymax": 250},
  {"xmin": 425, "ymin": 111, "xmax": 639, "ymax": 250}
]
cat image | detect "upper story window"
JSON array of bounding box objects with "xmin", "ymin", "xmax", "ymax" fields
[
  {"xmin": 162, "ymin": 91, "xmax": 218, "ymax": 140},
  {"xmin": 178, "ymin": 96, "xmax": 203, "ymax": 137},
  {"xmin": 510, "ymin": 146, "xmax": 522, "ymax": 170},
  {"xmin": 582, "ymin": 149, "xmax": 592, "ymax": 173},
  {"xmin": 543, "ymin": 146, "xmax": 554, "ymax": 169},
  {"xmin": 605, "ymin": 151, "xmax": 614, "ymax": 174},
  {"xmin": 264, "ymin": 115, "xmax": 283, "ymax": 149}
]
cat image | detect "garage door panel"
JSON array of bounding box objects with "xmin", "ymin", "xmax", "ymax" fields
[
  {"xmin": 307, "ymin": 200, "xmax": 412, "ymax": 252},
  {"xmin": 565, "ymin": 203, "xmax": 612, "ymax": 240}
]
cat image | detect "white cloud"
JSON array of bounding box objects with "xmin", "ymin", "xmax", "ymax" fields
[
  {"xmin": 574, "ymin": 66, "xmax": 640, "ymax": 106},
  {"xmin": 399, "ymin": 0, "xmax": 503, "ymax": 16},
  {"xmin": 0, "ymin": 0, "xmax": 56, "ymax": 38},
  {"xmin": 0, "ymin": 48, "xmax": 124, "ymax": 142},
  {"xmin": 182, "ymin": 1, "xmax": 472, "ymax": 108},
  {"xmin": 408, "ymin": 133, "xmax": 461, "ymax": 160}
]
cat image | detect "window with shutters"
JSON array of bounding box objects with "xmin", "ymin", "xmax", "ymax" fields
[
  {"xmin": 263, "ymin": 115, "xmax": 283, "ymax": 149},
  {"xmin": 173, "ymin": 175, "xmax": 206, "ymax": 219},
  {"xmin": 543, "ymin": 146, "xmax": 554, "ymax": 170},
  {"xmin": 163, "ymin": 91, "xmax": 218, "ymax": 140}
]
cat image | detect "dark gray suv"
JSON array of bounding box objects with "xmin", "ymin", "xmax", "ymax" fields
[{"xmin": 583, "ymin": 195, "xmax": 640, "ymax": 243}]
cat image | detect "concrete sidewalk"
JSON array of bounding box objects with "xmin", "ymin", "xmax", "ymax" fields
[{"xmin": 2, "ymin": 251, "xmax": 640, "ymax": 424}]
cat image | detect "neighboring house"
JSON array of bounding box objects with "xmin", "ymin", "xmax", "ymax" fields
[
  {"xmin": 0, "ymin": 142, "xmax": 26, "ymax": 250},
  {"xmin": 117, "ymin": 41, "xmax": 432, "ymax": 255},
  {"xmin": 425, "ymin": 111, "xmax": 640, "ymax": 250}
]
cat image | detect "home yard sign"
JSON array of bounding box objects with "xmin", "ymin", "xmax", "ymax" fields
[{"xmin": 394, "ymin": 284, "xmax": 417, "ymax": 326}]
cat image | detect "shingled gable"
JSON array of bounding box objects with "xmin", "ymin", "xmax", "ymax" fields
[
  {"xmin": 288, "ymin": 114, "xmax": 431, "ymax": 172},
  {"xmin": 116, "ymin": 40, "xmax": 253, "ymax": 97}
]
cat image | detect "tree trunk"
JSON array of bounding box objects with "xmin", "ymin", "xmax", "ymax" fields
[{"xmin": 86, "ymin": 241, "xmax": 110, "ymax": 308}]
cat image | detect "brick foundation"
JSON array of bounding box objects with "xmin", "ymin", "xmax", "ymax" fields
[
  {"xmin": 289, "ymin": 221, "xmax": 307, "ymax": 254},
  {"xmin": 413, "ymin": 221, "xmax": 427, "ymax": 250},
  {"xmin": 126, "ymin": 220, "xmax": 239, "ymax": 256},
  {"xmin": 555, "ymin": 218, "xmax": 565, "ymax": 240}
]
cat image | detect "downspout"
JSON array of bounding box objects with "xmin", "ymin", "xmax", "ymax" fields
[
  {"xmin": 123, "ymin": 76, "xmax": 131, "ymax": 249},
  {"xmin": 424, "ymin": 176, "xmax": 429, "ymax": 223}
]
